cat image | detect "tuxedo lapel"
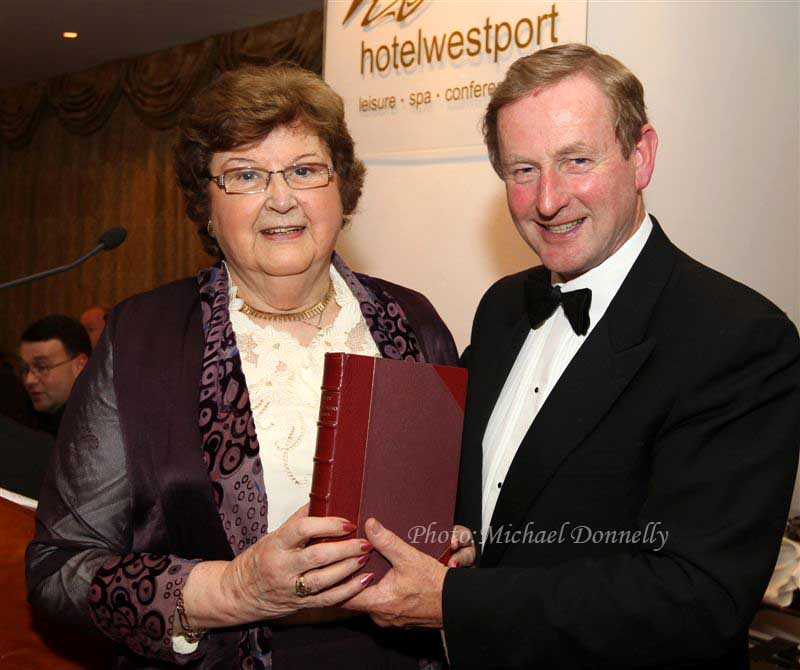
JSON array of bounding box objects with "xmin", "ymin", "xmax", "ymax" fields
[
  {"xmin": 470, "ymin": 315, "xmax": 531, "ymax": 446},
  {"xmin": 482, "ymin": 319, "xmax": 655, "ymax": 564},
  {"xmin": 473, "ymin": 266, "xmax": 550, "ymax": 439},
  {"xmin": 481, "ymin": 219, "xmax": 677, "ymax": 566}
]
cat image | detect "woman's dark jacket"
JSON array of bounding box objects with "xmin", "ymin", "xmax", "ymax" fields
[{"xmin": 27, "ymin": 256, "xmax": 458, "ymax": 669}]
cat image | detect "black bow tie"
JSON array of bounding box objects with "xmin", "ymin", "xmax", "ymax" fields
[{"xmin": 524, "ymin": 271, "xmax": 592, "ymax": 336}]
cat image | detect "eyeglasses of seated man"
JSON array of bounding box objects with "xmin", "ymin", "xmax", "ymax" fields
[{"xmin": 19, "ymin": 357, "xmax": 76, "ymax": 379}]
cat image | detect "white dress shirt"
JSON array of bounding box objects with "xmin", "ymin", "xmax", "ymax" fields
[{"xmin": 480, "ymin": 215, "xmax": 654, "ymax": 542}]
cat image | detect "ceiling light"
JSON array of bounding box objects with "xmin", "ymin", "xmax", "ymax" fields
[{"xmin": 62, "ymin": 32, "xmax": 78, "ymax": 39}]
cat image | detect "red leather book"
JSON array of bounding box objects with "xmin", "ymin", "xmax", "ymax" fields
[{"xmin": 310, "ymin": 353, "xmax": 467, "ymax": 581}]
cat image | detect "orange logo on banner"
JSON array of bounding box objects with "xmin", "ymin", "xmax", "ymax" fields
[{"xmin": 343, "ymin": 0, "xmax": 426, "ymax": 26}]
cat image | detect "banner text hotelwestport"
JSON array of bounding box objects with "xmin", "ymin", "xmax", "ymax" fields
[{"xmin": 359, "ymin": 4, "xmax": 560, "ymax": 75}]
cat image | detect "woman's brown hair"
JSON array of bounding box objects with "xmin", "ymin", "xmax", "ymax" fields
[{"xmin": 175, "ymin": 63, "xmax": 366, "ymax": 257}]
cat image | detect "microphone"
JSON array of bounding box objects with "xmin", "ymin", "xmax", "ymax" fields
[
  {"xmin": 98, "ymin": 227, "xmax": 127, "ymax": 251},
  {"xmin": 0, "ymin": 227, "xmax": 128, "ymax": 290}
]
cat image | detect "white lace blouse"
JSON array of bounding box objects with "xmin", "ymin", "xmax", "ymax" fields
[{"xmin": 228, "ymin": 264, "xmax": 380, "ymax": 531}]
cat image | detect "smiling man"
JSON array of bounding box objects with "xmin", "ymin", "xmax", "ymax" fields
[
  {"xmin": 345, "ymin": 44, "xmax": 800, "ymax": 669},
  {"xmin": 19, "ymin": 315, "xmax": 90, "ymax": 436}
]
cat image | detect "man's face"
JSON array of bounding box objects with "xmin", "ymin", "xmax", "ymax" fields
[
  {"xmin": 497, "ymin": 73, "xmax": 656, "ymax": 281},
  {"xmin": 19, "ymin": 339, "xmax": 86, "ymax": 414}
]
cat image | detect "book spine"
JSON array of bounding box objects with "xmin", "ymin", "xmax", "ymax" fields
[{"xmin": 310, "ymin": 353, "xmax": 346, "ymax": 517}]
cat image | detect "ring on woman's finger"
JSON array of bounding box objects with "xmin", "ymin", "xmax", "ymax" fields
[{"xmin": 294, "ymin": 574, "xmax": 314, "ymax": 597}]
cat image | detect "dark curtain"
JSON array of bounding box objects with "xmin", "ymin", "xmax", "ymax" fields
[{"xmin": 0, "ymin": 11, "xmax": 323, "ymax": 354}]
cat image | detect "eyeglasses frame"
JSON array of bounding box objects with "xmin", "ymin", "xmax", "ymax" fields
[
  {"xmin": 208, "ymin": 164, "xmax": 335, "ymax": 194},
  {"xmin": 20, "ymin": 356, "xmax": 78, "ymax": 380}
]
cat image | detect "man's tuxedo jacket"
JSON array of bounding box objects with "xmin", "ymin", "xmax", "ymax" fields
[{"xmin": 442, "ymin": 219, "xmax": 800, "ymax": 669}]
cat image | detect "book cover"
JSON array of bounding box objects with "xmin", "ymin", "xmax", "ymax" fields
[{"xmin": 310, "ymin": 353, "xmax": 467, "ymax": 580}]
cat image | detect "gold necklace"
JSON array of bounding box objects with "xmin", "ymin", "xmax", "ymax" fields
[{"xmin": 240, "ymin": 280, "xmax": 335, "ymax": 322}]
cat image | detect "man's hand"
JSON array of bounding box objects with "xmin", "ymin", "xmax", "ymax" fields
[
  {"xmin": 448, "ymin": 524, "xmax": 477, "ymax": 568},
  {"xmin": 343, "ymin": 518, "xmax": 448, "ymax": 628}
]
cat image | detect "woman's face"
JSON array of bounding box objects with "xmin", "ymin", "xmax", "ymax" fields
[{"xmin": 207, "ymin": 124, "xmax": 344, "ymax": 282}]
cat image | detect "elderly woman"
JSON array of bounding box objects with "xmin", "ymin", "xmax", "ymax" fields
[{"xmin": 26, "ymin": 64, "xmax": 474, "ymax": 669}]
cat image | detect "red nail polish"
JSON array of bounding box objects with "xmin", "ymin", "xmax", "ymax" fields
[
  {"xmin": 342, "ymin": 522, "xmax": 356, "ymax": 533},
  {"xmin": 360, "ymin": 573, "xmax": 374, "ymax": 586},
  {"xmin": 360, "ymin": 541, "xmax": 373, "ymax": 553},
  {"xmin": 358, "ymin": 554, "xmax": 369, "ymax": 566},
  {"xmin": 453, "ymin": 561, "xmax": 460, "ymax": 568}
]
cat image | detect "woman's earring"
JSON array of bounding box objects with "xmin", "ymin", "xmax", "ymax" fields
[{"xmin": 207, "ymin": 220, "xmax": 214, "ymax": 237}]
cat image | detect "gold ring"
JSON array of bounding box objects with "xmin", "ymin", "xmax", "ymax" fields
[{"xmin": 294, "ymin": 574, "xmax": 313, "ymax": 597}]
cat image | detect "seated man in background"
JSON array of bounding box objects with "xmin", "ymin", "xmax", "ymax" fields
[{"xmin": 19, "ymin": 315, "xmax": 90, "ymax": 437}]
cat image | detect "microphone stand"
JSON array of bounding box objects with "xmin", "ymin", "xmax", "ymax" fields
[{"xmin": 0, "ymin": 243, "xmax": 106, "ymax": 290}]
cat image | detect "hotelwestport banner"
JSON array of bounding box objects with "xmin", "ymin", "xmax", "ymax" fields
[{"xmin": 324, "ymin": 0, "xmax": 588, "ymax": 160}]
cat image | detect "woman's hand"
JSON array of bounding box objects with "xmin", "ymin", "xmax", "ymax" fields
[
  {"xmin": 223, "ymin": 504, "xmax": 373, "ymax": 621},
  {"xmin": 447, "ymin": 524, "xmax": 477, "ymax": 568},
  {"xmin": 181, "ymin": 504, "xmax": 372, "ymax": 629}
]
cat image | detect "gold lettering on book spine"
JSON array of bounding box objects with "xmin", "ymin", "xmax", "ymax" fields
[{"xmin": 311, "ymin": 389, "xmax": 340, "ymax": 510}]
